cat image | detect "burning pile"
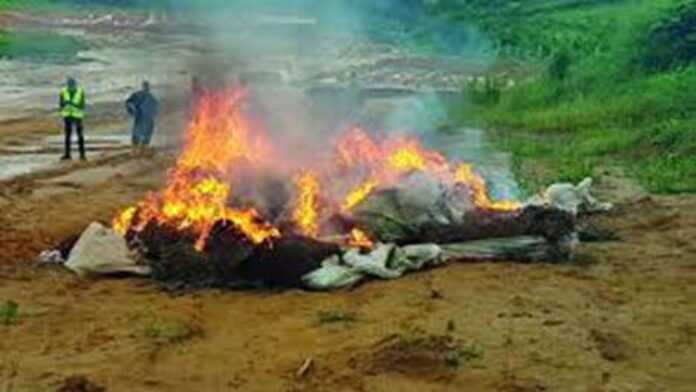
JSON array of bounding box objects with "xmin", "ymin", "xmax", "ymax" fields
[{"xmin": 106, "ymin": 88, "xmax": 575, "ymax": 289}]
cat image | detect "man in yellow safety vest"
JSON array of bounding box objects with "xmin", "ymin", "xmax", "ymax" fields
[{"xmin": 59, "ymin": 77, "xmax": 86, "ymax": 160}]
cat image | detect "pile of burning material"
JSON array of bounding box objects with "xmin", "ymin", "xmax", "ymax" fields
[{"xmin": 46, "ymin": 88, "xmax": 609, "ymax": 290}]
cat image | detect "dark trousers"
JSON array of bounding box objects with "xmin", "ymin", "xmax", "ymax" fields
[{"xmin": 63, "ymin": 117, "xmax": 85, "ymax": 158}]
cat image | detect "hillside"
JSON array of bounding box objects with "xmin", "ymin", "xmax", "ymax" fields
[{"xmin": 438, "ymin": 0, "xmax": 696, "ymax": 193}]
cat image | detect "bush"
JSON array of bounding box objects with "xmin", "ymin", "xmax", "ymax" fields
[{"xmin": 639, "ymin": 0, "xmax": 696, "ymax": 71}]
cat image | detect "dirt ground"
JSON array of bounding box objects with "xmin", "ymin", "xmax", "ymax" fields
[{"xmin": 0, "ymin": 114, "xmax": 695, "ymax": 392}]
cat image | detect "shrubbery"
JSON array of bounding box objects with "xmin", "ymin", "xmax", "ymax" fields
[{"xmin": 439, "ymin": 0, "xmax": 696, "ymax": 193}]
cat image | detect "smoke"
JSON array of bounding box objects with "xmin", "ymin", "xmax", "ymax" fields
[{"xmin": 157, "ymin": 0, "xmax": 517, "ymax": 196}]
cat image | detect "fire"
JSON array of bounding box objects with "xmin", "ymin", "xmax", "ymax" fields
[
  {"xmin": 292, "ymin": 170, "xmax": 321, "ymax": 237},
  {"xmin": 454, "ymin": 164, "xmax": 521, "ymax": 212},
  {"xmin": 177, "ymin": 89, "xmax": 270, "ymax": 174},
  {"xmin": 113, "ymin": 88, "xmax": 521, "ymax": 256},
  {"xmin": 348, "ymin": 228, "xmax": 374, "ymax": 248},
  {"xmin": 342, "ymin": 179, "xmax": 378, "ymax": 212},
  {"xmin": 335, "ymin": 126, "xmax": 382, "ymax": 169},
  {"xmin": 334, "ymin": 129, "xmax": 519, "ymax": 214},
  {"xmin": 112, "ymin": 88, "xmax": 280, "ymax": 249},
  {"xmin": 113, "ymin": 206, "xmax": 136, "ymax": 236},
  {"xmin": 386, "ymin": 146, "xmax": 427, "ymax": 172}
]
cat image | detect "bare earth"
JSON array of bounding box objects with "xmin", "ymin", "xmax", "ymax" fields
[{"xmin": 0, "ymin": 114, "xmax": 695, "ymax": 392}]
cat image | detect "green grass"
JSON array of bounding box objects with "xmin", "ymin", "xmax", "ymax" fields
[
  {"xmin": 144, "ymin": 317, "xmax": 199, "ymax": 344},
  {"xmin": 0, "ymin": 300, "xmax": 20, "ymax": 326},
  {"xmin": 0, "ymin": 30, "xmax": 85, "ymax": 62},
  {"xmin": 440, "ymin": 0, "xmax": 696, "ymax": 194}
]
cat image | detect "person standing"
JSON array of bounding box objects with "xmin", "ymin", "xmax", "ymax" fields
[
  {"xmin": 125, "ymin": 81, "xmax": 159, "ymax": 156},
  {"xmin": 59, "ymin": 77, "xmax": 86, "ymax": 161}
]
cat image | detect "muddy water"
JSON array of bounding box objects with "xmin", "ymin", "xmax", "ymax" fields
[{"xmin": 0, "ymin": 154, "xmax": 58, "ymax": 180}]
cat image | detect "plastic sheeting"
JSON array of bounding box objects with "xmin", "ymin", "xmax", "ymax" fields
[
  {"xmin": 526, "ymin": 177, "xmax": 613, "ymax": 216},
  {"xmin": 303, "ymin": 243, "xmax": 444, "ymax": 290}
]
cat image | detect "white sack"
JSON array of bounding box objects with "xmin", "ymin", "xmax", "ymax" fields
[{"xmin": 66, "ymin": 222, "xmax": 150, "ymax": 277}]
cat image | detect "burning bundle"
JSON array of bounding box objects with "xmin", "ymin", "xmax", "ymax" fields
[{"xmin": 108, "ymin": 88, "xmax": 577, "ymax": 289}]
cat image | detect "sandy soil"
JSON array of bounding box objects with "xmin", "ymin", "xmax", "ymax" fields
[{"xmin": 0, "ymin": 113, "xmax": 695, "ymax": 392}]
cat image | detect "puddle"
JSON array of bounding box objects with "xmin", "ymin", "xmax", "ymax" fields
[
  {"xmin": 0, "ymin": 133, "xmax": 132, "ymax": 180},
  {"xmin": 0, "ymin": 154, "xmax": 59, "ymax": 180}
]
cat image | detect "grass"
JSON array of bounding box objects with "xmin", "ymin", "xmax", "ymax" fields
[
  {"xmin": 0, "ymin": 30, "xmax": 85, "ymax": 62},
  {"xmin": 144, "ymin": 317, "xmax": 199, "ymax": 344},
  {"xmin": 438, "ymin": 0, "xmax": 696, "ymax": 194},
  {"xmin": 444, "ymin": 343, "xmax": 484, "ymax": 368},
  {"xmin": 0, "ymin": 300, "xmax": 20, "ymax": 326},
  {"xmin": 388, "ymin": 329, "xmax": 485, "ymax": 369},
  {"xmin": 317, "ymin": 309, "xmax": 358, "ymax": 325}
]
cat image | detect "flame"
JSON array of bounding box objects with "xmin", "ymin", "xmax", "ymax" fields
[
  {"xmin": 113, "ymin": 206, "xmax": 136, "ymax": 236},
  {"xmin": 112, "ymin": 89, "xmax": 280, "ymax": 248},
  {"xmin": 112, "ymin": 89, "xmax": 521, "ymax": 258},
  {"xmin": 177, "ymin": 89, "xmax": 270, "ymax": 174},
  {"xmin": 336, "ymin": 130, "xmax": 449, "ymax": 211},
  {"xmin": 342, "ymin": 179, "xmax": 378, "ymax": 212},
  {"xmin": 335, "ymin": 126, "xmax": 382, "ymax": 169},
  {"xmin": 454, "ymin": 164, "xmax": 521, "ymax": 212},
  {"xmin": 348, "ymin": 228, "xmax": 374, "ymax": 248},
  {"xmin": 386, "ymin": 146, "xmax": 427, "ymax": 172},
  {"xmin": 292, "ymin": 170, "xmax": 321, "ymax": 237},
  {"xmin": 384, "ymin": 138, "xmax": 448, "ymax": 174}
]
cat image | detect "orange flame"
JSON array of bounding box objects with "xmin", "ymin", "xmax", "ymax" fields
[
  {"xmin": 113, "ymin": 90, "xmax": 521, "ymax": 256},
  {"xmin": 292, "ymin": 170, "xmax": 321, "ymax": 237},
  {"xmin": 113, "ymin": 206, "xmax": 136, "ymax": 236},
  {"xmin": 335, "ymin": 126, "xmax": 382, "ymax": 169},
  {"xmin": 386, "ymin": 146, "xmax": 427, "ymax": 172},
  {"xmin": 342, "ymin": 179, "xmax": 378, "ymax": 212},
  {"xmin": 348, "ymin": 228, "xmax": 374, "ymax": 248},
  {"xmin": 454, "ymin": 164, "xmax": 521, "ymax": 212},
  {"xmin": 112, "ymin": 89, "xmax": 280, "ymax": 248}
]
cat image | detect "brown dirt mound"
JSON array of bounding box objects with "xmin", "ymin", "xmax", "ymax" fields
[{"xmin": 348, "ymin": 333, "xmax": 465, "ymax": 382}]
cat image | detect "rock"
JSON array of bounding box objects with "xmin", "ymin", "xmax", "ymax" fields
[
  {"xmin": 37, "ymin": 250, "xmax": 64, "ymax": 265},
  {"xmin": 66, "ymin": 222, "xmax": 150, "ymax": 277}
]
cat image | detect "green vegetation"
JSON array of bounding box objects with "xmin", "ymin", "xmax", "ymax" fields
[
  {"xmin": 444, "ymin": 342, "xmax": 484, "ymax": 368},
  {"xmin": 144, "ymin": 317, "xmax": 199, "ymax": 344},
  {"xmin": 0, "ymin": 30, "xmax": 84, "ymax": 62},
  {"xmin": 439, "ymin": 0, "xmax": 696, "ymax": 193},
  {"xmin": 0, "ymin": 300, "xmax": 20, "ymax": 326}
]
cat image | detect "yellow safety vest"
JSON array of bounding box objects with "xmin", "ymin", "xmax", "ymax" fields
[{"xmin": 60, "ymin": 87, "xmax": 85, "ymax": 119}]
